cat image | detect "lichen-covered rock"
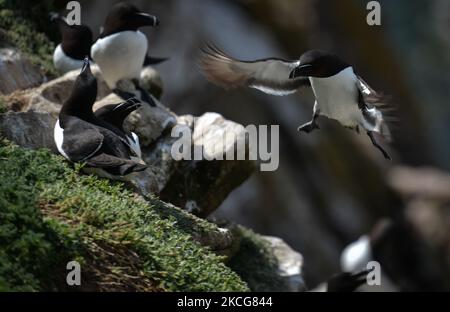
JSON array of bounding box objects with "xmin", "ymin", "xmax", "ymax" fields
[
  {"xmin": 160, "ymin": 112, "xmax": 256, "ymax": 217},
  {"xmin": 228, "ymin": 226, "xmax": 306, "ymax": 292},
  {"xmin": 151, "ymin": 200, "xmax": 235, "ymax": 253},
  {"xmin": 3, "ymin": 66, "xmax": 110, "ymax": 115},
  {"xmin": 262, "ymin": 236, "xmax": 306, "ymax": 292},
  {"xmin": 140, "ymin": 66, "xmax": 164, "ymax": 100},
  {"xmin": 0, "ymin": 48, "xmax": 44, "ymax": 95},
  {"xmin": 0, "ymin": 111, "xmax": 57, "ymax": 152}
]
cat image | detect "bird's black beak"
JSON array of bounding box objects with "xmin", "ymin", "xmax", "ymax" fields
[
  {"xmin": 289, "ymin": 64, "xmax": 313, "ymax": 79},
  {"xmin": 81, "ymin": 57, "xmax": 90, "ymax": 74},
  {"xmin": 133, "ymin": 12, "xmax": 159, "ymax": 27},
  {"xmin": 114, "ymin": 98, "xmax": 142, "ymax": 112}
]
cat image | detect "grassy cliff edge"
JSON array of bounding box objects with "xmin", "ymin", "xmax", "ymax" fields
[{"xmin": 0, "ymin": 140, "xmax": 249, "ymax": 291}]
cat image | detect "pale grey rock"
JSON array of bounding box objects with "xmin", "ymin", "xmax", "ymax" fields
[
  {"xmin": 160, "ymin": 112, "xmax": 255, "ymax": 217},
  {"xmin": 0, "ymin": 111, "xmax": 57, "ymax": 152},
  {"xmin": 140, "ymin": 66, "xmax": 164, "ymax": 99},
  {"xmin": 3, "ymin": 65, "xmax": 110, "ymax": 116},
  {"xmin": 262, "ymin": 236, "xmax": 307, "ymax": 292},
  {"xmin": 0, "ymin": 48, "xmax": 44, "ymax": 95}
]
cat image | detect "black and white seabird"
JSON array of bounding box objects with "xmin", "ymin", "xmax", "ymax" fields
[
  {"xmin": 200, "ymin": 45, "xmax": 396, "ymax": 160},
  {"xmin": 340, "ymin": 220, "xmax": 398, "ymax": 291},
  {"xmin": 91, "ymin": 2, "xmax": 161, "ymax": 105},
  {"xmin": 94, "ymin": 98, "xmax": 142, "ymax": 159},
  {"xmin": 51, "ymin": 13, "xmax": 94, "ymax": 74},
  {"xmin": 54, "ymin": 58, "xmax": 147, "ymax": 177}
]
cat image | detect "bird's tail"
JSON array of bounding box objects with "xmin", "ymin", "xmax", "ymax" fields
[
  {"xmin": 85, "ymin": 154, "xmax": 147, "ymax": 176},
  {"xmin": 143, "ymin": 55, "xmax": 169, "ymax": 66}
]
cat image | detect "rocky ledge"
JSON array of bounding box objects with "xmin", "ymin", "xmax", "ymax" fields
[{"xmin": 0, "ymin": 47, "xmax": 305, "ymax": 292}]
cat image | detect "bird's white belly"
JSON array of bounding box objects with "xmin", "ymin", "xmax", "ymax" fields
[
  {"xmin": 54, "ymin": 119, "xmax": 70, "ymax": 159},
  {"xmin": 310, "ymin": 68, "xmax": 363, "ymax": 127},
  {"xmin": 53, "ymin": 44, "xmax": 85, "ymax": 74},
  {"xmin": 91, "ymin": 31, "xmax": 148, "ymax": 88},
  {"xmin": 129, "ymin": 132, "xmax": 142, "ymax": 159}
]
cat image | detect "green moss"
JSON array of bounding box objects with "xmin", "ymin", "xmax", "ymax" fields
[
  {"xmin": 0, "ymin": 140, "xmax": 249, "ymax": 292},
  {"xmin": 229, "ymin": 226, "xmax": 287, "ymax": 292},
  {"xmin": 0, "ymin": 0, "xmax": 59, "ymax": 77},
  {"xmin": 0, "ymin": 141, "xmax": 84, "ymax": 291}
]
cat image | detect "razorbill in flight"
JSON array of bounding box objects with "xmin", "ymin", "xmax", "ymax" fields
[
  {"xmin": 200, "ymin": 45, "xmax": 396, "ymax": 160},
  {"xmin": 51, "ymin": 13, "xmax": 94, "ymax": 74},
  {"xmin": 94, "ymin": 97, "xmax": 142, "ymax": 159},
  {"xmin": 91, "ymin": 2, "xmax": 160, "ymax": 105},
  {"xmin": 54, "ymin": 58, "xmax": 147, "ymax": 177}
]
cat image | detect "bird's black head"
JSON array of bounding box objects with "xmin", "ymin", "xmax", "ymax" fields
[
  {"xmin": 100, "ymin": 2, "xmax": 159, "ymax": 38},
  {"xmin": 289, "ymin": 50, "xmax": 350, "ymax": 79},
  {"xmin": 62, "ymin": 58, "xmax": 98, "ymax": 116},
  {"xmin": 95, "ymin": 98, "xmax": 141, "ymax": 128},
  {"xmin": 51, "ymin": 13, "xmax": 93, "ymax": 60}
]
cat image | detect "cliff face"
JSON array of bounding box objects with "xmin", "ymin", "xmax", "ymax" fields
[
  {"xmin": 0, "ymin": 1, "xmax": 305, "ymax": 292},
  {"xmin": 2, "ymin": 0, "xmax": 450, "ymax": 292}
]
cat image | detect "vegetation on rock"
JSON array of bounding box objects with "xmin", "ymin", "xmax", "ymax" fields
[
  {"xmin": 0, "ymin": 140, "xmax": 249, "ymax": 291},
  {"xmin": 229, "ymin": 226, "xmax": 288, "ymax": 292},
  {"xmin": 0, "ymin": 0, "xmax": 58, "ymax": 77}
]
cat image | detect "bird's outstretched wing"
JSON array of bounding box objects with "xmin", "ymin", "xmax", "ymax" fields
[
  {"xmin": 199, "ymin": 44, "xmax": 310, "ymax": 96},
  {"xmin": 356, "ymin": 76, "xmax": 398, "ymax": 142}
]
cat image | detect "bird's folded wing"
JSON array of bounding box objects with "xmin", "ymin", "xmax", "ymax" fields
[
  {"xmin": 85, "ymin": 153, "xmax": 147, "ymax": 175},
  {"xmin": 62, "ymin": 118, "xmax": 104, "ymax": 162},
  {"xmin": 200, "ymin": 44, "xmax": 310, "ymax": 96}
]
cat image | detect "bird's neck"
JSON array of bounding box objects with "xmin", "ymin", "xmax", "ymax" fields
[{"xmin": 61, "ymin": 100, "xmax": 95, "ymax": 121}]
